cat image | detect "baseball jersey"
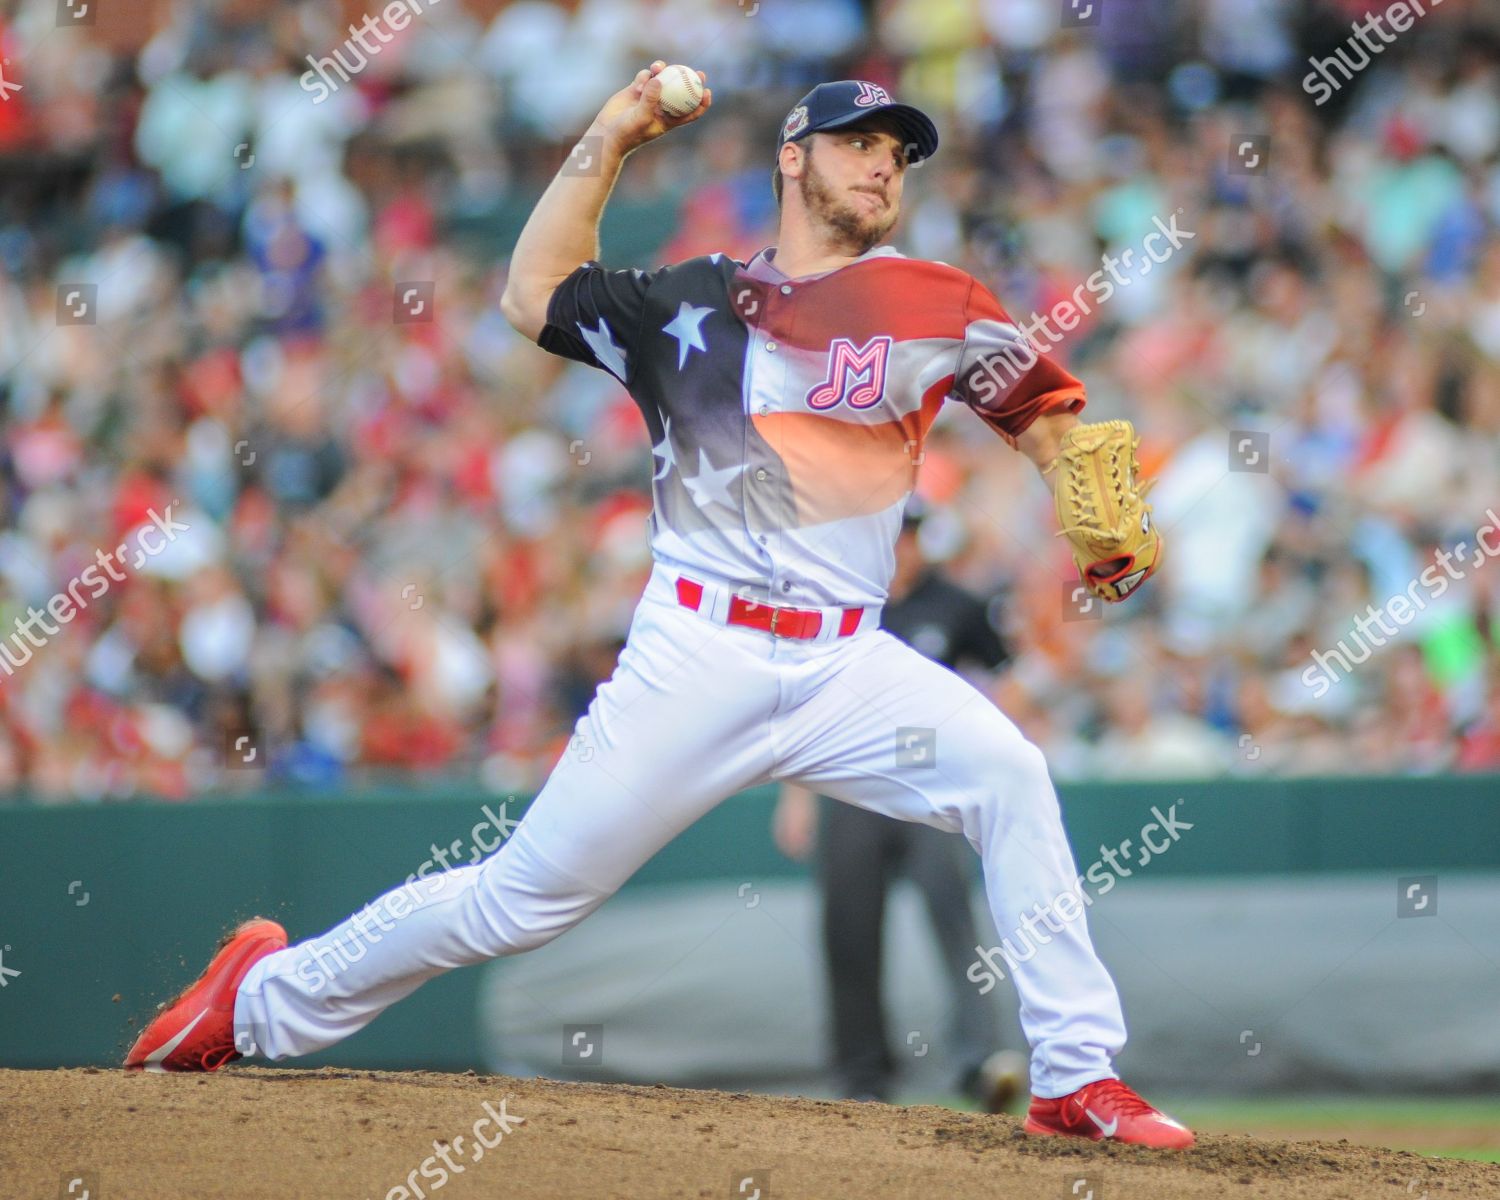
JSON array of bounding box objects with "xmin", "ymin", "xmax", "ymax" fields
[{"xmin": 540, "ymin": 245, "xmax": 1085, "ymax": 608}]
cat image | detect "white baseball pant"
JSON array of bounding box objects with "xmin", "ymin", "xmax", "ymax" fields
[{"xmin": 235, "ymin": 563, "xmax": 1126, "ymax": 1097}]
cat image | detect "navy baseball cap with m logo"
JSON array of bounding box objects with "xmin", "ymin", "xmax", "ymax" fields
[{"xmin": 777, "ymin": 80, "xmax": 940, "ymax": 165}]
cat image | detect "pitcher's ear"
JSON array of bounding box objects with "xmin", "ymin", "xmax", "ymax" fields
[{"xmin": 781, "ymin": 141, "xmax": 808, "ymax": 181}]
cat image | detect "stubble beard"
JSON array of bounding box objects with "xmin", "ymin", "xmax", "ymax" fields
[{"xmin": 798, "ymin": 153, "xmax": 899, "ymax": 256}]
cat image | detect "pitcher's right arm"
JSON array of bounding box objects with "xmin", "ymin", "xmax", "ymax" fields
[{"xmin": 500, "ymin": 61, "xmax": 711, "ymax": 342}]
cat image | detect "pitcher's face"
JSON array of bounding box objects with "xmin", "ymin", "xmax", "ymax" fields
[{"xmin": 795, "ymin": 127, "xmax": 907, "ymax": 253}]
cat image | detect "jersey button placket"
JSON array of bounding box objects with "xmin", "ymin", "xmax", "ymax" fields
[
  {"xmin": 754, "ymin": 285, "xmax": 790, "ymax": 593},
  {"xmin": 770, "ymin": 277, "xmax": 808, "ymax": 598},
  {"xmin": 743, "ymin": 282, "xmax": 775, "ymax": 577}
]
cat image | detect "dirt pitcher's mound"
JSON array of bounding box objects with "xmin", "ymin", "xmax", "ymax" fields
[{"xmin": 2, "ymin": 1068, "xmax": 1495, "ymax": 1200}]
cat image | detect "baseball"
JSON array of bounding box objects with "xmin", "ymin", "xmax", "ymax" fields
[{"xmin": 656, "ymin": 64, "xmax": 704, "ymax": 119}]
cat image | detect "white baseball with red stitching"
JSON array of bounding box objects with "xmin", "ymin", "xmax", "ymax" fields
[{"xmin": 657, "ymin": 64, "xmax": 703, "ymax": 118}]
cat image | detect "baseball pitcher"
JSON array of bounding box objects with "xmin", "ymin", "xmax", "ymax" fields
[{"xmin": 126, "ymin": 64, "xmax": 1186, "ymax": 1149}]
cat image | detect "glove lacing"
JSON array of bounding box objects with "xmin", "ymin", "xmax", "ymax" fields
[{"xmin": 1050, "ymin": 429, "xmax": 1149, "ymax": 544}]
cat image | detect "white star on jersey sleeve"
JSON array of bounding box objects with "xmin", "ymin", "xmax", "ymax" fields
[
  {"xmin": 662, "ymin": 302, "xmax": 713, "ymax": 371},
  {"xmin": 578, "ymin": 317, "xmax": 629, "ymax": 382},
  {"xmin": 651, "ymin": 413, "xmax": 678, "ymax": 481},
  {"xmin": 682, "ymin": 448, "xmax": 742, "ymax": 511}
]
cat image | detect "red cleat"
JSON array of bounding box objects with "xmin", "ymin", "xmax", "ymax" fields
[
  {"xmin": 1024, "ymin": 1078, "xmax": 1195, "ymax": 1149},
  {"xmin": 123, "ymin": 918, "xmax": 286, "ymax": 1073}
]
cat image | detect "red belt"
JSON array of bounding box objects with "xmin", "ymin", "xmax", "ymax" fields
[{"xmin": 675, "ymin": 576, "xmax": 865, "ymax": 640}]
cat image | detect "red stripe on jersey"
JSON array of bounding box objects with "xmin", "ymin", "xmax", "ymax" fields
[
  {"xmin": 962, "ymin": 279, "xmax": 1013, "ymax": 325},
  {"xmin": 758, "ymin": 373, "xmax": 952, "ymax": 527},
  {"xmin": 745, "ymin": 260, "xmax": 976, "ymax": 351},
  {"xmin": 975, "ymin": 386, "xmax": 1087, "ymax": 447},
  {"xmin": 961, "ymin": 349, "xmax": 1086, "ymax": 446}
]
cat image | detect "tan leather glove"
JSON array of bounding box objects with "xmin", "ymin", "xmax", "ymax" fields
[{"xmin": 1049, "ymin": 419, "xmax": 1162, "ymax": 603}]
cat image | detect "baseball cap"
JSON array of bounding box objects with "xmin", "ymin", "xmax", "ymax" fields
[{"xmin": 778, "ymin": 80, "xmax": 940, "ymax": 166}]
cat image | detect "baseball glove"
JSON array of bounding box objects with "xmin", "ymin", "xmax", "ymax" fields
[{"xmin": 1048, "ymin": 419, "xmax": 1162, "ymax": 603}]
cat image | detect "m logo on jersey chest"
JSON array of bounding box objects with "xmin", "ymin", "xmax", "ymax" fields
[{"xmin": 805, "ymin": 336, "xmax": 893, "ymax": 412}]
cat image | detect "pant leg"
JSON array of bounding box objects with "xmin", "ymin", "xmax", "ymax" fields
[
  {"xmin": 817, "ymin": 798, "xmax": 897, "ymax": 1098},
  {"xmin": 236, "ymin": 592, "xmax": 780, "ymax": 1061},
  {"xmin": 773, "ymin": 630, "xmax": 1126, "ymax": 1099},
  {"xmin": 897, "ymin": 822, "xmax": 1004, "ymax": 1084}
]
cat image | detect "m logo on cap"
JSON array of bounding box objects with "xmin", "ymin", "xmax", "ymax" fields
[
  {"xmin": 854, "ymin": 81, "xmax": 892, "ymax": 108},
  {"xmin": 783, "ymin": 105, "xmax": 810, "ymax": 139}
]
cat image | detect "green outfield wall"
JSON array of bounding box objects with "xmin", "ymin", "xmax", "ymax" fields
[{"xmin": 1, "ymin": 775, "xmax": 1496, "ymax": 1070}]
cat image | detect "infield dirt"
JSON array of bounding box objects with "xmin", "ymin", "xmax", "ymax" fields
[{"xmin": 2, "ymin": 1067, "xmax": 1495, "ymax": 1200}]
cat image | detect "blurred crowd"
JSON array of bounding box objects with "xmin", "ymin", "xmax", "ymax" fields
[{"xmin": 2, "ymin": 0, "xmax": 1499, "ymax": 802}]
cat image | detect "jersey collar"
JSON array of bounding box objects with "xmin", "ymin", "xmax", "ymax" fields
[{"xmin": 745, "ymin": 243, "xmax": 905, "ymax": 285}]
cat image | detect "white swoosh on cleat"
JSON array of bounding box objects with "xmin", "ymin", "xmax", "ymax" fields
[
  {"xmin": 143, "ymin": 1010, "xmax": 207, "ymax": 1072},
  {"xmin": 1085, "ymin": 1108, "xmax": 1119, "ymax": 1137}
]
